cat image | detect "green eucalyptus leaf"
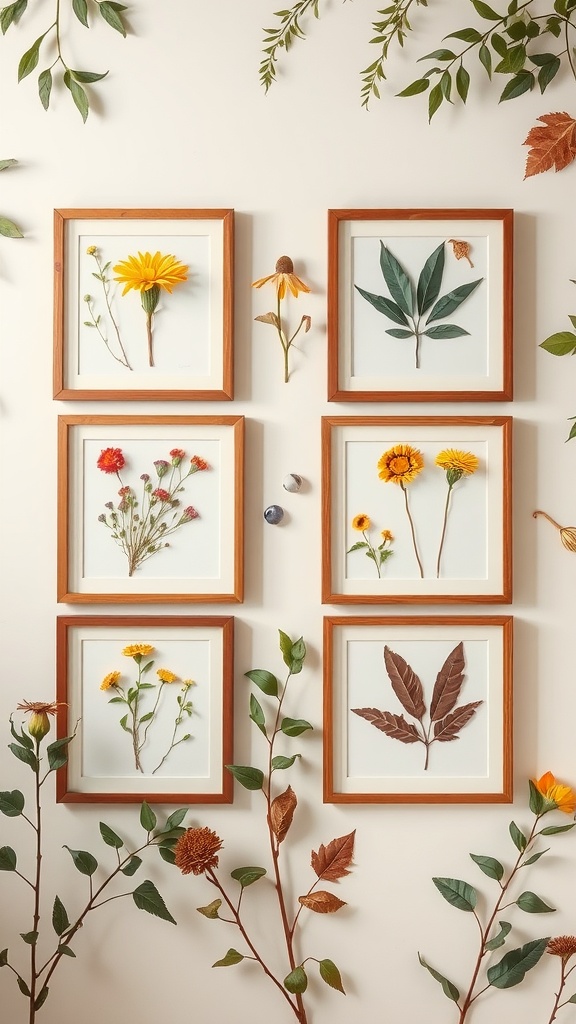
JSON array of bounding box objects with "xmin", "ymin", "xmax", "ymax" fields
[
  {"xmin": 510, "ymin": 820, "xmax": 527, "ymax": 851},
  {"xmin": 38, "ymin": 68, "xmax": 52, "ymax": 109},
  {"xmin": 494, "ymin": 43, "xmax": 526, "ymax": 75},
  {"xmin": 417, "ymin": 242, "xmax": 445, "ymax": 315},
  {"xmin": 281, "ymin": 717, "xmax": 313, "ymax": 737},
  {"xmin": 484, "ymin": 920, "xmax": 512, "ymax": 951},
  {"xmin": 132, "ymin": 880, "xmax": 176, "ymax": 924},
  {"xmin": 447, "ymin": 27, "xmax": 482, "ymax": 43},
  {"xmin": 397, "ymin": 77, "xmax": 430, "ymax": 97},
  {"xmin": 99, "ymin": 822, "xmax": 124, "ymax": 849},
  {"xmin": 278, "ymin": 629, "xmax": 293, "ymax": 666},
  {"xmin": 487, "ymin": 937, "xmax": 550, "ymax": 988},
  {"xmin": 1, "ymin": 1, "xmax": 28, "ymax": 35},
  {"xmin": 121, "ymin": 856, "xmax": 142, "ymax": 877},
  {"xmin": 433, "ymin": 877, "xmax": 477, "ymax": 912},
  {"xmin": 72, "ymin": 0, "xmax": 89, "ymax": 26},
  {"xmin": 47, "ymin": 736, "xmax": 73, "ymax": 771},
  {"xmin": 499, "ymin": 70, "xmax": 534, "ymax": 101},
  {"xmin": 63, "ymin": 847, "xmax": 98, "ymax": 876},
  {"xmin": 0, "ymin": 790, "xmax": 24, "ymax": 816},
  {"xmin": 34, "ymin": 986, "xmax": 49, "ymax": 1011},
  {"xmin": 386, "ymin": 328, "xmax": 415, "ymax": 338},
  {"xmin": 426, "ymin": 279, "xmax": 483, "ymax": 323},
  {"xmin": 158, "ymin": 847, "xmax": 176, "ymax": 865},
  {"xmin": 541, "ymin": 823, "xmax": 576, "ymax": 835},
  {"xmin": 213, "ymin": 948, "xmax": 244, "ymax": 967},
  {"xmin": 271, "ymin": 754, "xmax": 301, "ymax": 770},
  {"xmin": 516, "ymin": 891, "xmax": 555, "ymax": 914},
  {"xmin": 52, "ymin": 896, "xmax": 70, "ymax": 937},
  {"xmin": 567, "ymin": 418, "xmax": 576, "ymax": 441},
  {"xmin": 0, "ymin": 948, "xmax": 7, "ymax": 966},
  {"xmin": 319, "ymin": 959, "xmax": 345, "ymax": 994},
  {"xmin": 71, "ymin": 69, "xmax": 109, "ymax": 84},
  {"xmin": 197, "ymin": 899, "xmax": 222, "ymax": 919},
  {"xmin": 249, "ymin": 694, "xmax": 267, "ymax": 736},
  {"xmin": 472, "ymin": 0, "xmax": 501, "ymax": 18},
  {"xmin": 422, "ymin": 324, "xmax": 469, "ymax": 339},
  {"xmin": 9, "ymin": 744, "xmax": 38, "ymax": 771},
  {"xmin": 456, "ymin": 64, "xmax": 470, "ymax": 102},
  {"xmin": 290, "ymin": 637, "xmax": 306, "ymax": 663},
  {"xmin": 20, "ymin": 931, "xmax": 38, "ymax": 945},
  {"xmin": 63, "ymin": 71, "xmax": 89, "ymax": 121},
  {"xmin": 0, "ymin": 846, "xmax": 17, "ymax": 871},
  {"xmin": 163, "ymin": 807, "xmax": 187, "ymax": 831},
  {"xmin": 354, "ymin": 285, "xmax": 411, "ymax": 326},
  {"xmin": 419, "ymin": 48, "xmax": 457, "ymax": 61},
  {"xmin": 418, "ymin": 953, "xmax": 460, "ymax": 1001},
  {"xmin": 428, "ymin": 81, "xmax": 443, "ymax": 121},
  {"xmin": 17, "ymin": 976, "xmax": 31, "ymax": 997},
  {"xmin": 98, "ymin": 0, "xmax": 127, "ymax": 36},
  {"xmin": 566, "ymin": 993, "xmax": 576, "ymax": 1004},
  {"xmin": 540, "ymin": 332, "xmax": 576, "ymax": 356},
  {"xmin": 0, "ymin": 216, "xmax": 23, "ymax": 238},
  {"xmin": 245, "ymin": 669, "xmax": 278, "ymax": 697},
  {"xmin": 470, "ymin": 853, "xmax": 504, "ymax": 881},
  {"xmin": 140, "ymin": 801, "xmax": 157, "ymax": 832},
  {"xmin": 284, "ymin": 966, "xmax": 308, "ymax": 994},
  {"xmin": 478, "ymin": 43, "xmax": 492, "ymax": 78},
  {"xmin": 226, "ymin": 765, "xmax": 264, "ymax": 791},
  {"xmin": 230, "ymin": 866, "xmax": 267, "ymax": 888},
  {"xmin": 529, "ymin": 779, "xmax": 548, "ymax": 815},
  {"xmin": 379, "ymin": 243, "xmax": 414, "ymax": 316},
  {"xmin": 10, "ymin": 717, "xmax": 33, "ymax": 749},
  {"xmin": 440, "ymin": 70, "xmax": 452, "ymax": 100},
  {"xmin": 522, "ymin": 848, "xmax": 548, "ymax": 866},
  {"xmin": 18, "ymin": 34, "xmax": 44, "ymax": 81}
]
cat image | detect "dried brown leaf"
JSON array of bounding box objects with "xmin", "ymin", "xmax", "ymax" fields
[
  {"xmin": 429, "ymin": 642, "xmax": 465, "ymax": 722},
  {"xmin": 383, "ymin": 645, "xmax": 426, "ymax": 719},
  {"xmin": 269, "ymin": 784, "xmax": 297, "ymax": 844},
  {"xmin": 254, "ymin": 311, "xmax": 280, "ymax": 327},
  {"xmin": 311, "ymin": 830, "xmax": 355, "ymax": 882},
  {"xmin": 298, "ymin": 891, "xmax": 347, "ymax": 914},
  {"xmin": 523, "ymin": 111, "xmax": 576, "ymax": 178},
  {"xmin": 433, "ymin": 701, "xmax": 483, "ymax": 742},
  {"xmin": 351, "ymin": 707, "xmax": 421, "ymax": 744}
]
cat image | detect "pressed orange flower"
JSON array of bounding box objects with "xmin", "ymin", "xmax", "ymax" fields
[
  {"xmin": 533, "ymin": 771, "xmax": 576, "ymax": 814},
  {"xmin": 435, "ymin": 449, "xmax": 479, "ymax": 476},
  {"xmin": 100, "ymin": 670, "xmax": 121, "ymax": 691},
  {"xmin": 175, "ymin": 827, "xmax": 223, "ymax": 875},
  {"xmin": 547, "ymin": 936, "xmax": 576, "ymax": 962},
  {"xmin": 122, "ymin": 643, "xmax": 155, "ymax": 658},
  {"xmin": 157, "ymin": 668, "xmax": 178, "ymax": 684},
  {"xmin": 381, "ymin": 529, "xmax": 394, "ymax": 542},
  {"xmin": 97, "ymin": 447, "xmax": 125, "ymax": 474},
  {"xmin": 377, "ymin": 444, "xmax": 424, "ymax": 486},
  {"xmin": 17, "ymin": 700, "xmax": 62, "ymax": 740},
  {"xmin": 252, "ymin": 255, "xmax": 310, "ymax": 299},
  {"xmin": 352, "ymin": 513, "xmax": 371, "ymax": 531},
  {"xmin": 113, "ymin": 251, "xmax": 188, "ymax": 296}
]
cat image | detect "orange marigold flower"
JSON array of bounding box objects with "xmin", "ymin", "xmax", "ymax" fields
[
  {"xmin": 122, "ymin": 643, "xmax": 155, "ymax": 658},
  {"xmin": 533, "ymin": 771, "xmax": 576, "ymax": 815},
  {"xmin": 377, "ymin": 444, "xmax": 424, "ymax": 486},
  {"xmin": 381, "ymin": 529, "xmax": 394, "ymax": 543},
  {"xmin": 113, "ymin": 251, "xmax": 188, "ymax": 296},
  {"xmin": 547, "ymin": 936, "xmax": 576, "ymax": 962},
  {"xmin": 157, "ymin": 668, "xmax": 178, "ymax": 683},
  {"xmin": 100, "ymin": 670, "xmax": 121, "ymax": 691},
  {"xmin": 252, "ymin": 256, "xmax": 310, "ymax": 300},
  {"xmin": 352, "ymin": 514, "xmax": 371, "ymax": 531},
  {"xmin": 435, "ymin": 449, "xmax": 479, "ymax": 475},
  {"xmin": 191, "ymin": 455, "xmax": 209, "ymax": 471},
  {"xmin": 97, "ymin": 447, "xmax": 125, "ymax": 474},
  {"xmin": 175, "ymin": 827, "xmax": 223, "ymax": 876}
]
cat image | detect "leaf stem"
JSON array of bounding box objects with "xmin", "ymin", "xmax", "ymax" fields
[{"xmin": 401, "ymin": 481, "xmax": 424, "ymax": 578}]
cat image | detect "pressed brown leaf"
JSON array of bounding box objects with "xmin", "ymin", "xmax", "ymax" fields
[
  {"xmin": 433, "ymin": 701, "xmax": 483, "ymax": 742},
  {"xmin": 429, "ymin": 642, "xmax": 465, "ymax": 722},
  {"xmin": 269, "ymin": 784, "xmax": 297, "ymax": 844},
  {"xmin": 383, "ymin": 645, "xmax": 426, "ymax": 719},
  {"xmin": 311, "ymin": 830, "xmax": 355, "ymax": 882},
  {"xmin": 523, "ymin": 111, "xmax": 576, "ymax": 178},
  {"xmin": 351, "ymin": 707, "xmax": 421, "ymax": 744},
  {"xmin": 298, "ymin": 891, "xmax": 347, "ymax": 914}
]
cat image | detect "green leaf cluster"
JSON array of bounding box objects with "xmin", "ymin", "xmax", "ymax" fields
[
  {"xmin": 539, "ymin": 283, "xmax": 576, "ymax": 439},
  {"xmin": 259, "ymin": 0, "xmax": 320, "ymax": 93}
]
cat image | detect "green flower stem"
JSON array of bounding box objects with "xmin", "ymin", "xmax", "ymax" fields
[
  {"xmin": 362, "ymin": 528, "xmax": 382, "ymax": 579},
  {"xmin": 152, "ymin": 683, "xmax": 193, "ymax": 775},
  {"xmin": 436, "ymin": 482, "xmax": 453, "ymax": 579},
  {"xmin": 89, "ymin": 251, "xmax": 131, "ymax": 369},
  {"xmin": 29, "ymin": 737, "xmax": 42, "ymax": 1024},
  {"xmin": 141, "ymin": 285, "xmax": 160, "ymax": 367},
  {"xmin": 401, "ymin": 482, "xmax": 424, "ymax": 578}
]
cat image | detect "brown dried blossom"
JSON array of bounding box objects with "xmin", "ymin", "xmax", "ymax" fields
[{"xmin": 174, "ymin": 827, "xmax": 223, "ymax": 876}]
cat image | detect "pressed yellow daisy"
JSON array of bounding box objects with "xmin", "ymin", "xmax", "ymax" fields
[
  {"xmin": 435, "ymin": 449, "xmax": 479, "ymax": 476},
  {"xmin": 377, "ymin": 444, "xmax": 424, "ymax": 486},
  {"xmin": 252, "ymin": 256, "xmax": 310, "ymax": 299},
  {"xmin": 352, "ymin": 513, "xmax": 371, "ymax": 531},
  {"xmin": 113, "ymin": 251, "xmax": 188, "ymax": 295},
  {"xmin": 381, "ymin": 529, "xmax": 394, "ymax": 543},
  {"xmin": 157, "ymin": 668, "xmax": 178, "ymax": 684},
  {"xmin": 122, "ymin": 643, "xmax": 154, "ymax": 658},
  {"xmin": 100, "ymin": 670, "xmax": 121, "ymax": 691},
  {"xmin": 532, "ymin": 771, "xmax": 576, "ymax": 815}
]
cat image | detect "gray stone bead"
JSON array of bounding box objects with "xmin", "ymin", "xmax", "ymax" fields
[{"xmin": 264, "ymin": 504, "xmax": 284, "ymax": 525}]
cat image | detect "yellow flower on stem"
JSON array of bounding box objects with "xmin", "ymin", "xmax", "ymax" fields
[
  {"xmin": 532, "ymin": 771, "xmax": 576, "ymax": 815},
  {"xmin": 113, "ymin": 251, "xmax": 188, "ymax": 368},
  {"xmin": 122, "ymin": 643, "xmax": 155, "ymax": 659},
  {"xmin": 252, "ymin": 256, "xmax": 311, "ymax": 382},
  {"xmin": 435, "ymin": 448, "xmax": 479, "ymax": 579},
  {"xmin": 352, "ymin": 513, "xmax": 371, "ymax": 531},
  {"xmin": 100, "ymin": 670, "xmax": 121, "ymax": 691},
  {"xmin": 378, "ymin": 445, "xmax": 424, "ymax": 578},
  {"xmin": 16, "ymin": 700, "xmax": 61, "ymax": 740},
  {"xmin": 348, "ymin": 514, "xmax": 394, "ymax": 579},
  {"xmin": 156, "ymin": 668, "xmax": 178, "ymax": 684}
]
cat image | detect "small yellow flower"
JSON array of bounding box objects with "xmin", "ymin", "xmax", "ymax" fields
[
  {"xmin": 377, "ymin": 444, "xmax": 424, "ymax": 486},
  {"xmin": 86, "ymin": 245, "xmax": 97, "ymax": 255},
  {"xmin": 113, "ymin": 251, "xmax": 188, "ymax": 296},
  {"xmin": 16, "ymin": 700, "xmax": 61, "ymax": 740},
  {"xmin": 435, "ymin": 449, "xmax": 479, "ymax": 475},
  {"xmin": 252, "ymin": 256, "xmax": 310, "ymax": 300},
  {"xmin": 352, "ymin": 513, "xmax": 371, "ymax": 531},
  {"xmin": 381, "ymin": 529, "xmax": 394, "ymax": 543},
  {"xmin": 533, "ymin": 771, "xmax": 576, "ymax": 815},
  {"xmin": 122, "ymin": 643, "xmax": 154, "ymax": 658},
  {"xmin": 157, "ymin": 668, "xmax": 178, "ymax": 683},
  {"xmin": 100, "ymin": 670, "xmax": 121, "ymax": 691},
  {"xmin": 182, "ymin": 679, "xmax": 196, "ymax": 688},
  {"xmin": 175, "ymin": 827, "xmax": 223, "ymax": 876}
]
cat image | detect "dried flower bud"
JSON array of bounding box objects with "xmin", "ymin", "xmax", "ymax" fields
[
  {"xmin": 86, "ymin": 245, "xmax": 97, "ymax": 256},
  {"xmin": 275, "ymin": 255, "xmax": 294, "ymax": 274},
  {"xmin": 16, "ymin": 701, "xmax": 60, "ymax": 740}
]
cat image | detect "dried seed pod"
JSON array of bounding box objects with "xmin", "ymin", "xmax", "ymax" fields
[{"xmin": 533, "ymin": 510, "xmax": 576, "ymax": 552}]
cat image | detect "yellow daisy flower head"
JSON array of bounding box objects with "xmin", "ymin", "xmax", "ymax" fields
[
  {"xmin": 100, "ymin": 670, "xmax": 122, "ymax": 691},
  {"xmin": 381, "ymin": 529, "xmax": 394, "ymax": 543},
  {"xmin": 435, "ymin": 449, "xmax": 479, "ymax": 475},
  {"xmin": 352, "ymin": 513, "xmax": 371, "ymax": 531},
  {"xmin": 122, "ymin": 643, "xmax": 155, "ymax": 658},
  {"xmin": 113, "ymin": 251, "xmax": 188, "ymax": 296},
  {"xmin": 532, "ymin": 771, "xmax": 576, "ymax": 815},
  {"xmin": 377, "ymin": 444, "xmax": 424, "ymax": 486},
  {"xmin": 252, "ymin": 256, "xmax": 310, "ymax": 300},
  {"xmin": 157, "ymin": 668, "xmax": 178, "ymax": 683}
]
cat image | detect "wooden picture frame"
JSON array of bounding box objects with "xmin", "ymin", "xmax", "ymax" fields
[
  {"xmin": 322, "ymin": 416, "xmax": 512, "ymax": 604},
  {"xmin": 57, "ymin": 415, "xmax": 244, "ymax": 603},
  {"xmin": 54, "ymin": 208, "xmax": 234, "ymax": 400},
  {"xmin": 327, "ymin": 208, "xmax": 513, "ymax": 402},
  {"xmin": 324, "ymin": 615, "xmax": 513, "ymax": 804},
  {"xmin": 56, "ymin": 615, "xmax": 234, "ymax": 803}
]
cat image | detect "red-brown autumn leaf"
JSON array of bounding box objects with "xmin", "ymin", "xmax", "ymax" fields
[
  {"xmin": 298, "ymin": 891, "xmax": 347, "ymax": 914},
  {"xmin": 311, "ymin": 830, "xmax": 355, "ymax": 881},
  {"xmin": 351, "ymin": 707, "xmax": 420, "ymax": 744},
  {"xmin": 269, "ymin": 785, "xmax": 297, "ymax": 844},
  {"xmin": 429, "ymin": 642, "xmax": 465, "ymax": 723},
  {"xmin": 433, "ymin": 701, "xmax": 483, "ymax": 742},
  {"xmin": 523, "ymin": 112, "xmax": 576, "ymax": 178},
  {"xmin": 383, "ymin": 645, "xmax": 426, "ymax": 719}
]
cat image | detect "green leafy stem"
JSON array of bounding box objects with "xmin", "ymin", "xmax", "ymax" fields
[
  {"xmin": 539, "ymin": 277, "xmax": 576, "ymax": 440},
  {"xmin": 355, "ymin": 239, "xmax": 483, "ymax": 369},
  {"xmin": 1, "ymin": 0, "xmax": 128, "ymax": 121}
]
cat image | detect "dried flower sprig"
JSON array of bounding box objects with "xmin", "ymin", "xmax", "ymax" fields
[
  {"xmin": 0, "ymin": 702, "xmax": 184, "ymax": 1024},
  {"xmin": 435, "ymin": 449, "xmax": 480, "ymax": 578},
  {"xmin": 84, "ymin": 244, "xmax": 131, "ymax": 369},
  {"xmin": 419, "ymin": 772, "xmax": 576, "ymax": 1024},
  {"xmin": 96, "ymin": 446, "xmax": 208, "ymax": 576},
  {"xmin": 378, "ymin": 443, "xmax": 424, "ymax": 578},
  {"xmin": 1, "ymin": 0, "xmax": 129, "ymax": 121},
  {"xmin": 347, "ymin": 513, "xmax": 394, "ymax": 578},
  {"xmin": 175, "ymin": 631, "xmax": 355, "ymax": 1024},
  {"xmin": 252, "ymin": 256, "xmax": 312, "ymax": 382}
]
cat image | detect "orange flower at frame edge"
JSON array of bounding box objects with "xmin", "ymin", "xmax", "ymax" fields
[
  {"xmin": 252, "ymin": 256, "xmax": 310, "ymax": 299},
  {"xmin": 377, "ymin": 444, "xmax": 424, "ymax": 486},
  {"xmin": 533, "ymin": 771, "xmax": 576, "ymax": 815},
  {"xmin": 175, "ymin": 827, "xmax": 223, "ymax": 875},
  {"xmin": 113, "ymin": 251, "xmax": 188, "ymax": 295}
]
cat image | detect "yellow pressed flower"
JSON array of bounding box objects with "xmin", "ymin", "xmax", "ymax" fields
[
  {"xmin": 113, "ymin": 251, "xmax": 188, "ymax": 295},
  {"xmin": 122, "ymin": 643, "xmax": 154, "ymax": 658},
  {"xmin": 352, "ymin": 513, "xmax": 371, "ymax": 531},
  {"xmin": 381, "ymin": 529, "xmax": 394, "ymax": 542},
  {"xmin": 533, "ymin": 771, "xmax": 576, "ymax": 815},
  {"xmin": 100, "ymin": 670, "xmax": 121, "ymax": 691},
  {"xmin": 157, "ymin": 668, "xmax": 178, "ymax": 683},
  {"xmin": 252, "ymin": 255, "xmax": 310, "ymax": 300},
  {"xmin": 435, "ymin": 449, "xmax": 479, "ymax": 476},
  {"xmin": 182, "ymin": 679, "xmax": 197, "ymax": 687},
  {"xmin": 86, "ymin": 244, "xmax": 97, "ymax": 255},
  {"xmin": 377, "ymin": 444, "xmax": 424, "ymax": 486}
]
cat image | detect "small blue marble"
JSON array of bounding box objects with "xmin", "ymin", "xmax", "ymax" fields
[{"xmin": 264, "ymin": 504, "xmax": 284, "ymax": 525}]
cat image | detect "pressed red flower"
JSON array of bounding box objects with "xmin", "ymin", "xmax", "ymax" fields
[
  {"xmin": 152, "ymin": 488, "xmax": 171, "ymax": 502},
  {"xmin": 182, "ymin": 506, "xmax": 199, "ymax": 521},
  {"xmin": 97, "ymin": 447, "xmax": 125, "ymax": 474},
  {"xmin": 191, "ymin": 455, "xmax": 209, "ymax": 471},
  {"xmin": 175, "ymin": 827, "xmax": 223, "ymax": 875},
  {"xmin": 170, "ymin": 448, "xmax": 186, "ymax": 463},
  {"xmin": 118, "ymin": 486, "xmax": 131, "ymax": 497}
]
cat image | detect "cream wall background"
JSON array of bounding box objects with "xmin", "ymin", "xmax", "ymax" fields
[{"xmin": 1, "ymin": 1, "xmax": 575, "ymax": 1021}]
